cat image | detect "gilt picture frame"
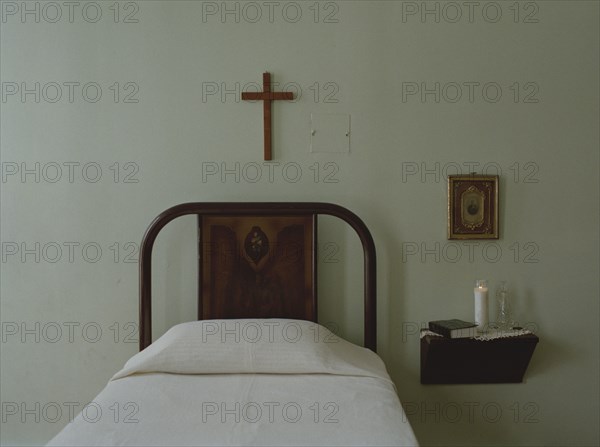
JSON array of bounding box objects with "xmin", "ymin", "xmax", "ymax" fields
[{"xmin": 448, "ymin": 175, "xmax": 499, "ymax": 240}]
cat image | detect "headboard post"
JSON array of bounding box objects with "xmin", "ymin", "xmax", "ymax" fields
[{"xmin": 139, "ymin": 203, "xmax": 377, "ymax": 351}]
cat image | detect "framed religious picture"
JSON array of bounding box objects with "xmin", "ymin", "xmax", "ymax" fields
[{"xmin": 448, "ymin": 174, "xmax": 499, "ymax": 240}]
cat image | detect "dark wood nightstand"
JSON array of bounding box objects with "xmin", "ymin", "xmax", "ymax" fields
[{"xmin": 420, "ymin": 330, "xmax": 539, "ymax": 384}]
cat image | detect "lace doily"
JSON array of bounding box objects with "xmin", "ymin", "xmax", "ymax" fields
[
  {"xmin": 420, "ymin": 328, "xmax": 533, "ymax": 340},
  {"xmin": 474, "ymin": 328, "xmax": 533, "ymax": 341}
]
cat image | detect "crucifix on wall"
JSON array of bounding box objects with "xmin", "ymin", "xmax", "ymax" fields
[{"xmin": 242, "ymin": 72, "xmax": 294, "ymax": 160}]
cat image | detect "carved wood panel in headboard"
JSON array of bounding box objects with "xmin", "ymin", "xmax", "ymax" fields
[
  {"xmin": 139, "ymin": 203, "xmax": 376, "ymax": 352},
  {"xmin": 200, "ymin": 215, "xmax": 316, "ymax": 321}
]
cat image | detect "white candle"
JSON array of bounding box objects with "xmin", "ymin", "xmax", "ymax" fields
[{"xmin": 474, "ymin": 280, "xmax": 488, "ymax": 332}]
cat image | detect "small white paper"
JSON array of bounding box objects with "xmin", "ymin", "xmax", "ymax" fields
[{"xmin": 310, "ymin": 113, "xmax": 350, "ymax": 153}]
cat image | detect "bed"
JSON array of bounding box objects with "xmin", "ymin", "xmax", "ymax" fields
[{"xmin": 48, "ymin": 202, "xmax": 419, "ymax": 446}]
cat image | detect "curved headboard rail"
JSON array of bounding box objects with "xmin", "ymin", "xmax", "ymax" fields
[{"xmin": 139, "ymin": 202, "xmax": 377, "ymax": 352}]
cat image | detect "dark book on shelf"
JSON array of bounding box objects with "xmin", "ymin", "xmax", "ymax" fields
[{"xmin": 429, "ymin": 319, "xmax": 477, "ymax": 338}]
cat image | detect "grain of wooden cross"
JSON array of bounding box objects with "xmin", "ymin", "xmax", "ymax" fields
[{"xmin": 241, "ymin": 72, "xmax": 293, "ymax": 160}]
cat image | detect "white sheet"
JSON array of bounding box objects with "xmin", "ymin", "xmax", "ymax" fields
[{"xmin": 48, "ymin": 319, "xmax": 418, "ymax": 446}]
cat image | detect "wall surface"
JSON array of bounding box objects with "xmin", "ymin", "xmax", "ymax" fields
[{"xmin": 1, "ymin": 1, "xmax": 599, "ymax": 445}]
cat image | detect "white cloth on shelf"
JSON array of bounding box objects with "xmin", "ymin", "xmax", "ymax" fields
[{"xmin": 421, "ymin": 328, "xmax": 533, "ymax": 340}]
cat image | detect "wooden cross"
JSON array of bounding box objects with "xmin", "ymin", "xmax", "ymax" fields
[{"xmin": 241, "ymin": 72, "xmax": 293, "ymax": 160}]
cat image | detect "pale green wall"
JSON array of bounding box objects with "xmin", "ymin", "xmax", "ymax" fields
[{"xmin": 1, "ymin": 1, "xmax": 598, "ymax": 445}]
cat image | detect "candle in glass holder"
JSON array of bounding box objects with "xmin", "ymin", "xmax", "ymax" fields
[{"xmin": 474, "ymin": 280, "xmax": 488, "ymax": 332}]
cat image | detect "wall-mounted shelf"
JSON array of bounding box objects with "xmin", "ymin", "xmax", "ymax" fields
[{"xmin": 420, "ymin": 331, "xmax": 539, "ymax": 384}]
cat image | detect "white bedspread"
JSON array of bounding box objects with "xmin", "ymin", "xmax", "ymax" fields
[{"xmin": 48, "ymin": 319, "xmax": 418, "ymax": 446}]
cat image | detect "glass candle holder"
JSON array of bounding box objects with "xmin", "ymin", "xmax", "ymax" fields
[
  {"xmin": 496, "ymin": 281, "xmax": 514, "ymax": 330},
  {"xmin": 474, "ymin": 280, "xmax": 489, "ymax": 332}
]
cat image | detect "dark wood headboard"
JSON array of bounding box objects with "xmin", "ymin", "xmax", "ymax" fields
[{"xmin": 139, "ymin": 203, "xmax": 377, "ymax": 351}]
